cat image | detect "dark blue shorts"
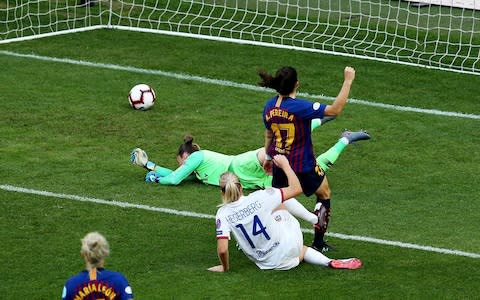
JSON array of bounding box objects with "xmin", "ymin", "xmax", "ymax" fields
[{"xmin": 271, "ymin": 164, "xmax": 325, "ymax": 197}]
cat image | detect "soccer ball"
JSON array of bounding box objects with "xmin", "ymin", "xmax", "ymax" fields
[{"xmin": 128, "ymin": 84, "xmax": 156, "ymax": 110}]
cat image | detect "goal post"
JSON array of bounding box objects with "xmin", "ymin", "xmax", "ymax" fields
[
  {"xmin": 0, "ymin": 0, "xmax": 110, "ymax": 43},
  {"xmin": 2, "ymin": 0, "xmax": 480, "ymax": 75},
  {"xmin": 405, "ymin": 0, "xmax": 480, "ymax": 10}
]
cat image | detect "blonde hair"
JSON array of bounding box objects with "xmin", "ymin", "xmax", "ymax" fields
[
  {"xmin": 219, "ymin": 172, "xmax": 242, "ymax": 206},
  {"xmin": 80, "ymin": 232, "xmax": 110, "ymax": 269}
]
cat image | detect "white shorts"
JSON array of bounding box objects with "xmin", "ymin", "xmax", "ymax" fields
[{"xmin": 256, "ymin": 210, "xmax": 304, "ymax": 270}]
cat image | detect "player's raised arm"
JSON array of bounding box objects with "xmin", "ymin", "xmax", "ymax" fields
[
  {"xmin": 272, "ymin": 154, "xmax": 302, "ymax": 200},
  {"xmin": 324, "ymin": 66, "xmax": 355, "ymax": 116}
]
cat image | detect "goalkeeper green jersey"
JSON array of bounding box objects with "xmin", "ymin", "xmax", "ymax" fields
[
  {"xmin": 192, "ymin": 150, "xmax": 233, "ymax": 186},
  {"xmin": 156, "ymin": 149, "xmax": 272, "ymax": 189},
  {"xmin": 151, "ymin": 118, "xmax": 343, "ymax": 189}
]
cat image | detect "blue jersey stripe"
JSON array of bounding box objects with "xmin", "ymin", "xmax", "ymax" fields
[{"xmin": 263, "ymin": 95, "xmax": 326, "ymax": 173}]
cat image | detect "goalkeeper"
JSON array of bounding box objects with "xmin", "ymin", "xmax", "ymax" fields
[{"xmin": 130, "ymin": 118, "xmax": 370, "ymax": 189}]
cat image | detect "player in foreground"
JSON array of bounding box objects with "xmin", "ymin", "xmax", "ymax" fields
[
  {"xmin": 260, "ymin": 65, "xmax": 359, "ymax": 252},
  {"xmin": 208, "ymin": 154, "xmax": 362, "ymax": 272},
  {"xmin": 62, "ymin": 232, "xmax": 134, "ymax": 300},
  {"xmin": 130, "ymin": 125, "xmax": 370, "ymax": 190}
]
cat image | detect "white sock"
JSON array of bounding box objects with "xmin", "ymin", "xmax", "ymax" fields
[
  {"xmin": 303, "ymin": 247, "xmax": 332, "ymax": 266},
  {"xmin": 284, "ymin": 198, "xmax": 317, "ymax": 225},
  {"xmin": 340, "ymin": 137, "xmax": 349, "ymax": 145}
]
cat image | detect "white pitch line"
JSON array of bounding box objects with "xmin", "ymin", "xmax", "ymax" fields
[
  {"xmin": 0, "ymin": 50, "xmax": 479, "ymax": 120},
  {"xmin": 0, "ymin": 184, "xmax": 212, "ymax": 219},
  {"xmin": 1, "ymin": 184, "xmax": 479, "ymax": 259}
]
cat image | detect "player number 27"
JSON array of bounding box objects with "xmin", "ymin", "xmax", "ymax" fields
[{"xmin": 235, "ymin": 215, "xmax": 270, "ymax": 248}]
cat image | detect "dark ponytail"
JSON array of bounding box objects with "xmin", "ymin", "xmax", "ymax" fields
[
  {"xmin": 177, "ymin": 135, "xmax": 201, "ymax": 157},
  {"xmin": 257, "ymin": 66, "xmax": 298, "ymax": 96}
]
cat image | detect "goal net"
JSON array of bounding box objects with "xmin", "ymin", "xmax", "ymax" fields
[{"xmin": 2, "ymin": 0, "xmax": 480, "ymax": 75}]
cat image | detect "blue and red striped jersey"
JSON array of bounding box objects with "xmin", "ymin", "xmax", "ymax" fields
[
  {"xmin": 62, "ymin": 268, "xmax": 133, "ymax": 300},
  {"xmin": 263, "ymin": 95, "xmax": 326, "ymax": 172}
]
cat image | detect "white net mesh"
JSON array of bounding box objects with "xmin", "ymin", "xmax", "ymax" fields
[
  {"xmin": 2, "ymin": 0, "xmax": 480, "ymax": 74},
  {"xmin": 0, "ymin": 0, "xmax": 108, "ymax": 41}
]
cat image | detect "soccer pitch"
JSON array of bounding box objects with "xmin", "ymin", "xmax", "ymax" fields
[{"xmin": 0, "ymin": 29, "xmax": 479, "ymax": 298}]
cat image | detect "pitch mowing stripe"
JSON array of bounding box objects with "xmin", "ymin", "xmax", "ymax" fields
[
  {"xmin": 1, "ymin": 184, "xmax": 479, "ymax": 259},
  {"xmin": 0, "ymin": 50, "xmax": 479, "ymax": 120}
]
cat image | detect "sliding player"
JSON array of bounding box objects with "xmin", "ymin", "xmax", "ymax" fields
[{"xmin": 208, "ymin": 155, "xmax": 362, "ymax": 271}]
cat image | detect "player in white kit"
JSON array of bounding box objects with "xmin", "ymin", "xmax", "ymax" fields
[{"xmin": 208, "ymin": 155, "xmax": 362, "ymax": 272}]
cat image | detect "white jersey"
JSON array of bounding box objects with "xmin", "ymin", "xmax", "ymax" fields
[{"xmin": 215, "ymin": 188, "xmax": 303, "ymax": 270}]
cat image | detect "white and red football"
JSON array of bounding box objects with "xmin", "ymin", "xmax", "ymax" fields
[{"xmin": 128, "ymin": 84, "xmax": 156, "ymax": 110}]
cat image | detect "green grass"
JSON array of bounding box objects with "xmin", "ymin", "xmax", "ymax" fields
[{"xmin": 0, "ymin": 29, "xmax": 479, "ymax": 299}]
